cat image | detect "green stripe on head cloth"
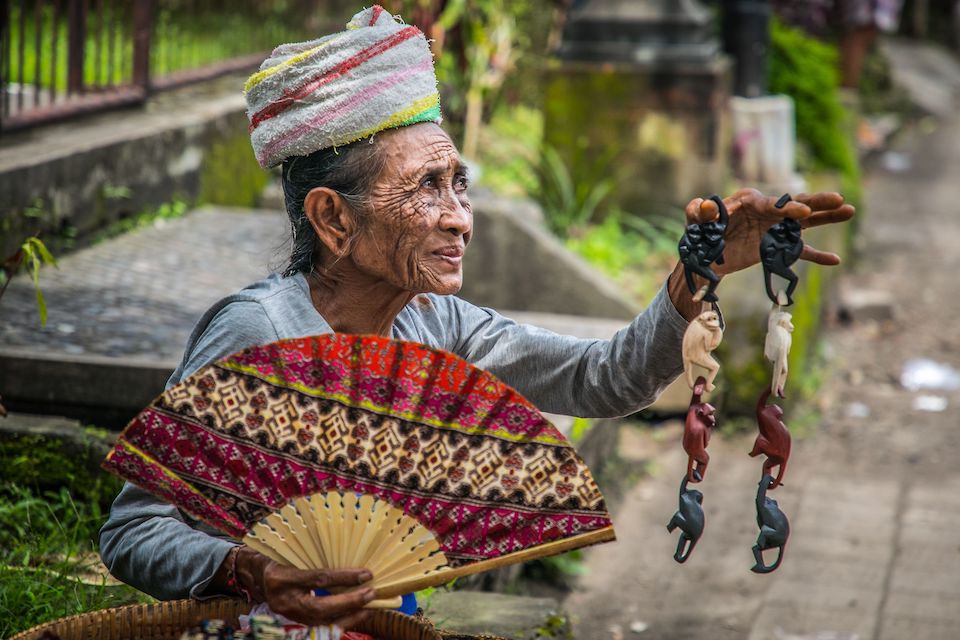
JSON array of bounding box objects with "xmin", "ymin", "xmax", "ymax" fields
[{"xmin": 245, "ymin": 5, "xmax": 442, "ymax": 169}]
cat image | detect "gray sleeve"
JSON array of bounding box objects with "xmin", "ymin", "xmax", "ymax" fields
[
  {"xmin": 98, "ymin": 483, "xmax": 236, "ymax": 600},
  {"xmin": 99, "ymin": 301, "xmax": 280, "ymax": 600},
  {"xmin": 450, "ymin": 282, "xmax": 689, "ymax": 417}
]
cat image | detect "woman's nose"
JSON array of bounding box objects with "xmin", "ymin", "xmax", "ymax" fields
[{"xmin": 440, "ymin": 196, "xmax": 472, "ymax": 237}]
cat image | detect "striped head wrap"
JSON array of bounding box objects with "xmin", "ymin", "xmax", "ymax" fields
[{"xmin": 245, "ymin": 5, "xmax": 442, "ymax": 169}]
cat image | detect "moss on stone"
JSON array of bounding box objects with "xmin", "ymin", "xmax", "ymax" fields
[
  {"xmin": 0, "ymin": 432, "xmax": 121, "ymax": 511},
  {"xmin": 199, "ymin": 128, "xmax": 270, "ymax": 207}
]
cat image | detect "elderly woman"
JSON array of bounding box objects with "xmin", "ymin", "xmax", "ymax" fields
[{"xmin": 100, "ymin": 5, "xmax": 853, "ymax": 631}]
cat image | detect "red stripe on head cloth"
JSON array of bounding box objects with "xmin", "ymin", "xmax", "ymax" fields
[{"xmin": 245, "ymin": 5, "xmax": 442, "ymax": 169}]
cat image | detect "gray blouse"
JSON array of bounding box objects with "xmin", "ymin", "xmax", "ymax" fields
[{"xmin": 99, "ymin": 272, "xmax": 689, "ymax": 600}]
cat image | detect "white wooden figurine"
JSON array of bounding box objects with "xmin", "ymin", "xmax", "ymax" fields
[
  {"xmin": 682, "ymin": 310, "xmax": 723, "ymax": 392},
  {"xmin": 764, "ymin": 306, "xmax": 794, "ymax": 397}
]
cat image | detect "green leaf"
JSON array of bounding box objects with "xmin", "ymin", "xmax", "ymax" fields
[{"xmin": 26, "ymin": 237, "xmax": 57, "ymax": 267}]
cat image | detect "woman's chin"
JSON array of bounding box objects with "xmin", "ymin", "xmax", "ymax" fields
[{"xmin": 425, "ymin": 274, "xmax": 463, "ymax": 296}]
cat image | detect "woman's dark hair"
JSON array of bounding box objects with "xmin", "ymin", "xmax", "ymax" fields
[{"xmin": 281, "ymin": 139, "xmax": 386, "ymax": 277}]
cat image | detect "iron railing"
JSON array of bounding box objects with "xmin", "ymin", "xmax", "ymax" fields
[{"xmin": 0, "ymin": 0, "xmax": 328, "ymax": 132}]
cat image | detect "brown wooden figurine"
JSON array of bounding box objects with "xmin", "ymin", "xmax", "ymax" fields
[
  {"xmin": 683, "ymin": 376, "xmax": 716, "ymax": 483},
  {"xmin": 749, "ymin": 388, "xmax": 792, "ymax": 489}
]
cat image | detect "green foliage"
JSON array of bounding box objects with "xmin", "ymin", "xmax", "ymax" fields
[
  {"xmin": 0, "ymin": 433, "xmax": 146, "ymax": 637},
  {"xmin": 569, "ymin": 418, "xmax": 592, "ymax": 444},
  {"xmin": 7, "ymin": 3, "xmax": 316, "ymax": 91},
  {"xmin": 415, "ymin": 578, "xmax": 457, "ymax": 610},
  {"xmin": 0, "ymin": 484, "xmax": 151, "ymax": 638},
  {"xmin": 535, "ymin": 611, "xmax": 572, "ymax": 639},
  {"xmin": 94, "ymin": 198, "xmax": 189, "ymax": 243},
  {"xmin": 475, "ymin": 104, "xmax": 543, "ymax": 198},
  {"xmin": 0, "ymin": 433, "xmax": 122, "ymax": 508},
  {"xmin": 768, "ymin": 19, "xmax": 860, "ymax": 181},
  {"xmin": 536, "ymin": 146, "xmax": 614, "ymax": 236},
  {"xmin": 565, "ymin": 211, "xmax": 684, "ymax": 304},
  {"xmin": 1, "ymin": 237, "xmax": 58, "ymax": 327},
  {"xmin": 521, "ymin": 550, "xmax": 586, "ymax": 590},
  {"xmin": 102, "ymin": 184, "xmax": 133, "ymax": 201},
  {"xmin": 200, "ymin": 130, "xmax": 271, "ymax": 208}
]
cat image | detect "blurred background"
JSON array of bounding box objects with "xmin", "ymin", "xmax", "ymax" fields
[{"xmin": 2, "ymin": 1, "xmax": 960, "ymax": 638}]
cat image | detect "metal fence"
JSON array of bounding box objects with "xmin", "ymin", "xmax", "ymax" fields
[{"xmin": 0, "ymin": 0, "xmax": 329, "ymax": 132}]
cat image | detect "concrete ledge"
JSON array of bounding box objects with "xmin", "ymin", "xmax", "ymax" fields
[
  {"xmin": 425, "ymin": 591, "xmax": 570, "ymax": 640},
  {"xmin": 0, "ymin": 348, "xmax": 174, "ymax": 426},
  {"xmin": 461, "ymin": 192, "xmax": 638, "ymax": 319}
]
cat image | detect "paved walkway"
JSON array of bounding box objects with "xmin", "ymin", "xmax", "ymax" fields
[
  {"xmin": 565, "ymin": 96, "xmax": 960, "ymax": 640},
  {"xmin": 1, "ymin": 207, "xmax": 285, "ymax": 362}
]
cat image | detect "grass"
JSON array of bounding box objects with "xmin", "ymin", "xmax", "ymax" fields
[
  {"xmin": 0, "ymin": 483, "xmax": 153, "ymax": 638},
  {"xmin": 0, "ymin": 431, "xmax": 152, "ymax": 637}
]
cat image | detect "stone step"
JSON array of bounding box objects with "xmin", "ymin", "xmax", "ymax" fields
[{"xmin": 423, "ymin": 591, "xmax": 569, "ymax": 640}]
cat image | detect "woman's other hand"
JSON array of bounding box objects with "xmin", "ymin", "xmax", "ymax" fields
[
  {"xmin": 668, "ymin": 189, "xmax": 854, "ymax": 320},
  {"xmin": 237, "ymin": 547, "xmax": 375, "ymax": 628},
  {"xmin": 685, "ymin": 189, "xmax": 855, "ymax": 276}
]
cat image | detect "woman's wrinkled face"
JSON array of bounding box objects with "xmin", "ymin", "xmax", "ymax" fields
[{"xmin": 350, "ymin": 123, "xmax": 472, "ymax": 295}]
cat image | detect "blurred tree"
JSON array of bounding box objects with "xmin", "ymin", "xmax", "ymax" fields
[{"xmin": 386, "ymin": 0, "xmax": 565, "ymax": 156}]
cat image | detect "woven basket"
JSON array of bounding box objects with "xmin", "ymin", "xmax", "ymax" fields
[{"xmin": 7, "ymin": 599, "xmax": 459, "ymax": 640}]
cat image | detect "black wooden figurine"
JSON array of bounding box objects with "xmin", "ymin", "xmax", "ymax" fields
[
  {"xmin": 667, "ymin": 470, "xmax": 705, "ymax": 563},
  {"xmin": 678, "ymin": 195, "xmax": 728, "ymax": 303},
  {"xmin": 759, "ymin": 196, "xmax": 804, "ymax": 306},
  {"xmin": 750, "ymin": 474, "xmax": 790, "ymax": 574}
]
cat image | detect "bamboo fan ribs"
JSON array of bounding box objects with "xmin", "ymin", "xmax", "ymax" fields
[
  {"xmin": 103, "ymin": 334, "xmax": 616, "ymax": 601},
  {"xmin": 244, "ymin": 491, "xmax": 448, "ymax": 608}
]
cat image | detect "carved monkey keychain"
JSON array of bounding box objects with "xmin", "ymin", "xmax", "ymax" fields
[
  {"xmin": 669, "ymin": 194, "xmax": 727, "ymax": 563},
  {"xmin": 748, "ymin": 193, "xmax": 800, "ymax": 573}
]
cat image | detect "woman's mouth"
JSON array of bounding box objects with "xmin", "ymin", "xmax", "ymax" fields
[{"xmin": 433, "ymin": 245, "xmax": 464, "ymax": 265}]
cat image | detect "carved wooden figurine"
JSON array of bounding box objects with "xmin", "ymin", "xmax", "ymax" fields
[
  {"xmin": 750, "ymin": 388, "xmax": 792, "ymax": 489},
  {"xmin": 751, "ymin": 474, "xmax": 790, "ymax": 574},
  {"xmin": 760, "ymin": 217, "xmax": 804, "ymax": 306},
  {"xmin": 678, "ymin": 195, "xmax": 729, "ymax": 303},
  {"xmin": 666, "ymin": 472, "xmax": 705, "ymax": 563},
  {"xmin": 764, "ymin": 306, "xmax": 794, "ymax": 397},
  {"xmin": 682, "ymin": 310, "xmax": 723, "ymax": 391},
  {"xmin": 683, "ymin": 376, "xmax": 716, "ymax": 483}
]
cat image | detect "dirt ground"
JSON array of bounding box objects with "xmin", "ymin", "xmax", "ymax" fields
[{"xmin": 563, "ymin": 114, "xmax": 960, "ymax": 640}]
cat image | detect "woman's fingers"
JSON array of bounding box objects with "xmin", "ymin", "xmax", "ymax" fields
[
  {"xmin": 800, "ymin": 244, "xmax": 841, "ymax": 266},
  {"xmin": 687, "ymin": 189, "xmax": 850, "ymax": 227},
  {"xmin": 793, "ymin": 191, "xmax": 845, "ymax": 212},
  {"xmin": 299, "ymin": 586, "xmax": 376, "ymax": 625},
  {"xmin": 312, "ymin": 568, "xmax": 373, "ymax": 589},
  {"xmin": 800, "ymin": 204, "xmax": 856, "ymax": 228}
]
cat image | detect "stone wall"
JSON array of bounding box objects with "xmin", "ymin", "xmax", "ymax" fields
[
  {"xmin": 0, "ymin": 82, "xmax": 268, "ymax": 258},
  {"xmin": 460, "ymin": 192, "xmax": 638, "ymax": 319}
]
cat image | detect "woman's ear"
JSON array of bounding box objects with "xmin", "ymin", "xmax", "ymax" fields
[{"xmin": 303, "ymin": 187, "xmax": 355, "ymax": 257}]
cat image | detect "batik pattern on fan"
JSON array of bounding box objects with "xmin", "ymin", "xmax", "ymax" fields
[{"xmin": 106, "ymin": 335, "xmax": 610, "ymax": 566}]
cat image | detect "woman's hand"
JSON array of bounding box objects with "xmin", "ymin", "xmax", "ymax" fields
[
  {"xmin": 669, "ymin": 189, "xmax": 855, "ymax": 320},
  {"xmin": 686, "ymin": 189, "xmax": 855, "ymax": 276},
  {"xmin": 236, "ymin": 546, "xmax": 375, "ymax": 628}
]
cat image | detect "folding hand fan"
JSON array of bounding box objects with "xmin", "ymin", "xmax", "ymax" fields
[{"xmin": 103, "ymin": 334, "xmax": 616, "ymax": 602}]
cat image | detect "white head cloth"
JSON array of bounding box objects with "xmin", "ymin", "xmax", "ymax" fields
[{"xmin": 245, "ymin": 5, "xmax": 441, "ymax": 169}]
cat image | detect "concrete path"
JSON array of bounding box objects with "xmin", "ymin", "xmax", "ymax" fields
[{"xmin": 564, "ymin": 108, "xmax": 960, "ymax": 640}]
